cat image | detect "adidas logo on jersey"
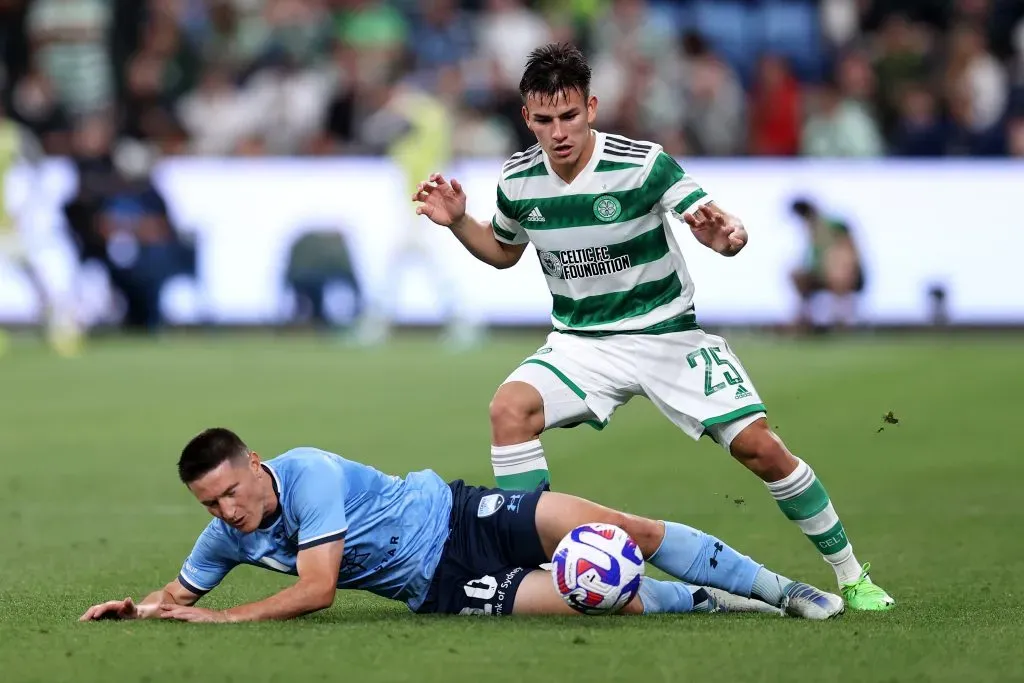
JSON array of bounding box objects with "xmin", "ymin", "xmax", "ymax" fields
[
  {"xmin": 735, "ymin": 385, "xmax": 752, "ymax": 399},
  {"xmin": 525, "ymin": 207, "xmax": 546, "ymax": 222}
]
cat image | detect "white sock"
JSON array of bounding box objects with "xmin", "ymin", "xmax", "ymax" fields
[{"xmin": 491, "ymin": 440, "xmax": 549, "ymax": 490}]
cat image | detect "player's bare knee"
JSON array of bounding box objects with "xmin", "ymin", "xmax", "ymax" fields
[
  {"xmin": 729, "ymin": 421, "xmax": 796, "ymax": 482},
  {"xmin": 489, "ymin": 382, "xmax": 544, "ymax": 444},
  {"xmin": 618, "ymin": 513, "xmax": 665, "ymax": 557}
]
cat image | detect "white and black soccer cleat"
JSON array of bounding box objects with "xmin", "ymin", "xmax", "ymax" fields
[
  {"xmin": 780, "ymin": 582, "xmax": 845, "ymax": 620},
  {"xmin": 703, "ymin": 587, "xmax": 785, "ymax": 615}
]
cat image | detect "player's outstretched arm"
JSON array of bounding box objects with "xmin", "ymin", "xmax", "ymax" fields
[
  {"xmin": 683, "ymin": 203, "xmax": 748, "ymax": 257},
  {"xmin": 413, "ymin": 173, "xmax": 526, "ymax": 269},
  {"xmin": 159, "ymin": 539, "xmax": 345, "ymax": 623},
  {"xmin": 79, "ymin": 579, "xmax": 201, "ymax": 621}
]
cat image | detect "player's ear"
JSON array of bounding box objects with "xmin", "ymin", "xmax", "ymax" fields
[
  {"xmin": 249, "ymin": 451, "xmax": 262, "ymax": 474},
  {"xmin": 521, "ymin": 104, "xmax": 531, "ymax": 130},
  {"xmin": 586, "ymin": 95, "xmax": 598, "ymax": 125}
]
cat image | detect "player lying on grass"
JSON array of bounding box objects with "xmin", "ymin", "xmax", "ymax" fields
[{"xmin": 80, "ymin": 428, "xmax": 843, "ymax": 622}]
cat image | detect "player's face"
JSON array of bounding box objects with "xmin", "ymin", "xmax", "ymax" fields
[
  {"xmin": 522, "ymin": 88, "xmax": 598, "ymax": 170},
  {"xmin": 188, "ymin": 455, "xmax": 269, "ymax": 533}
]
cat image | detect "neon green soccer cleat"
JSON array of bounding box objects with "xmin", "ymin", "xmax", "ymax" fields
[{"xmin": 841, "ymin": 562, "xmax": 896, "ymax": 611}]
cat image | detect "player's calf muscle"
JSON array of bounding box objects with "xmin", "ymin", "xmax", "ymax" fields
[
  {"xmin": 729, "ymin": 419, "xmax": 798, "ymax": 482},
  {"xmin": 489, "ymin": 382, "xmax": 545, "ymax": 444}
]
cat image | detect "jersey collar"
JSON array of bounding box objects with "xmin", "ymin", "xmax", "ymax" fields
[
  {"xmin": 258, "ymin": 463, "xmax": 282, "ymax": 529},
  {"xmin": 542, "ymin": 129, "xmax": 603, "ymax": 191}
]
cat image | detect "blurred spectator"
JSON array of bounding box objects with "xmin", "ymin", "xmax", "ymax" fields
[
  {"xmin": 944, "ymin": 21, "xmax": 1008, "ymax": 134},
  {"xmin": 820, "ymin": 0, "xmax": 860, "ymax": 51},
  {"xmin": 176, "ymin": 63, "xmax": 256, "ymax": 155},
  {"xmin": 0, "ymin": 0, "xmax": 1018, "ymax": 160},
  {"xmin": 475, "ymin": 0, "xmax": 551, "ymax": 91},
  {"xmin": 26, "ymin": 0, "xmax": 114, "ymax": 116},
  {"xmin": 333, "ymin": 0, "xmax": 408, "ymax": 87},
  {"xmin": 678, "ymin": 31, "xmax": 745, "ymax": 157},
  {"xmin": 63, "ymin": 114, "xmax": 195, "ymax": 331},
  {"xmin": 789, "ymin": 199, "xmax": 866, "ymax": 333},
  {"xmin": 1007, "ymin": 114, "xmax": 1024, "ymax": 155},
  {"xmin": 871, "ymin": 14, "xmax": 934, "ymax": 140},
  {"xmin": 7, "ymin": 67, "xmax": 71, "ymax": 154},
  {"xmin": 802, "ymin": 79, "xmax": 885, "ymax": 157},
  {"xmin": 891, "ymin": 83, "xmax": 947, "ymax": 156},
  {"xmin": 408, "ymin": 0, "xmax": 476, "ymax": 84},
  {"xmin": 748, "ymin": 55, "xmax": 801, "ymax": 156}
]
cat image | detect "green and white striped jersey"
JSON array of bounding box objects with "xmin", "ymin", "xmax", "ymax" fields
[{"xmin": 491, "ymin": 131, "xmax": 712, "ymax": 335}]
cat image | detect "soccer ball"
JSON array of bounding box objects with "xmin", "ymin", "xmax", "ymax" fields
[{"xmin": 551, "ymin": 523, "xmax": 645, "ymax": 615}]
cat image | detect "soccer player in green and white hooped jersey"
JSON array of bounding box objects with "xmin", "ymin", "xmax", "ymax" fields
[{"xmin": 412, "ymin": 43, "xmax": 894, "ymax": 611}]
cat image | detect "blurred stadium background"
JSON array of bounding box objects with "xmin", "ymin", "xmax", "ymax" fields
[{"xmin": 0, "ymin": 0, "xmax": 1022, "ymax": 339}]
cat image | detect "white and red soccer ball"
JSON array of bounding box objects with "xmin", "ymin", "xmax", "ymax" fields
[{"xmin": 551, "ymin": 523, "xmax": 645, "ymax": 615}]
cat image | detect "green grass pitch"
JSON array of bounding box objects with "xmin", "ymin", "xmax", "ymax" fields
[{"xmin": 1, "ymin": 331, "xmax": 1022, "ymax": 682}]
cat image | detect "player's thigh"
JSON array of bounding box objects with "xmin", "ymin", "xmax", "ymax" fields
[
  {"xmin": 509, "ymin": 569, "xmax": 577, "ymax": 615},
  {"xmin": 501, "ymin": 333, "xmax": 635, "ymax": 431},
  {"xmin": 637, "ymin": 330, "xmax": 767, "ymax": 450},
  {"xmin": 510, "ymin": 568, "xmax": 645, "ymax": 615}
]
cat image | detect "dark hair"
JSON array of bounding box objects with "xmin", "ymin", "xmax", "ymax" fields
[
  {"xmin": 178, "ymin": 428, "xmax": 251, "ymax": 484},
  {"xmin": 519, "ymin": 42, "xmax": 591, "ymax": 102},
  {"xmin": 790, "ymin": 199, "xmax": 818, "ymax": 219}
]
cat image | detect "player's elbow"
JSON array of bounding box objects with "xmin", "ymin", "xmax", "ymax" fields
[{"xmin": 492, "ymin": 243, "xmax": 525, "ymax": 269}]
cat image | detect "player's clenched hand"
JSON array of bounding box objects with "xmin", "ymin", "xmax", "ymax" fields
[
  {"xmin": 412, "ymin": 173, "xmax": 468, "ymax": 228},
  {"xmin": 683, "ymin": 205, "xmax": 747, "ymax": 256},
  {"xmin": 79, "ymin": 597, "xmax": 157, "ymax": 621},
  {"xmin": 158, "ymin": 605, "xmax": 231, "ymax": 623}
]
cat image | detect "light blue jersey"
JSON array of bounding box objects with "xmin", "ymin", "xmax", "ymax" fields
[{"xmin": 177, "ymin": 448, "xmax": 453, "ymax": 611}]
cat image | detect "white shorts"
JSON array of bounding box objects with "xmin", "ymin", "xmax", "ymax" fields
[{"xmin": 501, "ymin": 329, "xmax": 766, "ymax": 450}]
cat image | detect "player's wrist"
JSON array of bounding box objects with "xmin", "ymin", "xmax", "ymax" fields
[{"xmin": 447, "ymin": 214, "xmax": 471, "ymax": 231}]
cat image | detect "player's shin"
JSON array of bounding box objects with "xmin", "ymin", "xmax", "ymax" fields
[
  {"xmin": 647, "ymin": 522, "xmax": 765, "ymax": 599},
  {"xmin": 766, "ymin": 458, "xmax": 862, "ymax": 585},
  {"xmin": 491, "ymin": 440, "xmax": 549, "ymax": 490}
]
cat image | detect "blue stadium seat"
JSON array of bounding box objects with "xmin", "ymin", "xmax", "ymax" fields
[{"xmin": 755, "ymin": 0, "xmax": 824, "ymax": 83}]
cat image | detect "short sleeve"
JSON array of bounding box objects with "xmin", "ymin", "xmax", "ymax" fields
[
  {"xmin": 492, "ymin": 182, "xmax": 530, "ymax": 245},
  {"xmin": 288, "ymin": 456, "xmax": 350, "ymax": 551},
  {"xmin": 178, "ymin": 521, "xmax": 240, "ymax": 595},
  {"xmin": 652, "ymin": 151, "xmax": 713, "ymax": 217}
]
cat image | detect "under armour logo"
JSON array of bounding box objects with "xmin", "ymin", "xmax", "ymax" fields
[{"xmin": 710, "ymin": 542, "xmax": 724, "ymax": 569}]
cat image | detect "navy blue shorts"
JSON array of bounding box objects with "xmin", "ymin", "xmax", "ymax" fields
[{"xmin": 416, "ymin": 480, "xmax": 548, "ymax": 616}]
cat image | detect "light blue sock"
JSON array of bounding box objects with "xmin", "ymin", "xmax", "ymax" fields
[
  {"xmin": 637, "ymin": 578, "xmax": 694, "ymax": 614},
  {"xmin": 638, "ymin": 579, "xmax": 718, "ymax": 614},
  {"xmin": 648, "ymin": 521, "xmax": 761, "ymax": 596},
  {"xmin": 750, "ymin": 567, "xmax": 793, "ymax": 607}
]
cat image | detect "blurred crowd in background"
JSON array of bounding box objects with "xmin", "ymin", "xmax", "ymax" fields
[{"xmin": 2, "ymin": 0, "xmax": 1024, "ymax": 161}]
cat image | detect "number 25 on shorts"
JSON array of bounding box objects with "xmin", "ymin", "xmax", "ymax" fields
[{"xmin": 686, "ymin": 346, "xmax": 745, "ymax": 397}]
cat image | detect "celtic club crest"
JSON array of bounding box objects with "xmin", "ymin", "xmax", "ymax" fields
[
  {"xmin": 538, "ymin": 251, "xmax": 564, "ymax": 278},
  {"xmin": 593, "ymin": 195, "xmax": 622, "ymax": 222}
]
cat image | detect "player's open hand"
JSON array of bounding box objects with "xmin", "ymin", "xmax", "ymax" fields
[
  {"xmin": 412, "ymin": 173, "xmax": 468, "ymax": 228},
  {"xmin": 79, "ymin": 597, "xmax": 156, "ymax": 621},
  {"xmin": 158, "ymin": 604, "xmax": 231, "ymax": 623},
  {"xmin": 683, "ymin": 205, "xmax": 747, "ymax": 256}
]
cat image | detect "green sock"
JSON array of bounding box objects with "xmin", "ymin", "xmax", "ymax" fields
[{"xmin": 491, "ymin": 440, "xmax": 549, "ymax": 490}]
